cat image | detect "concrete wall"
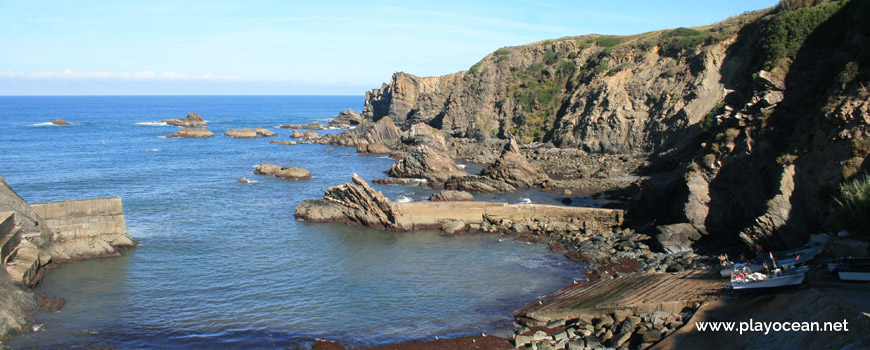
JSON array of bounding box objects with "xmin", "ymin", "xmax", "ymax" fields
[
  {"xmin": 31, "ymin": 197, "xmax": 126, "ymax": 240},
  {"xmin": 394, "ymin": 202, "xmax": 623, "ymax": 230},
  {"xmin": 0, "ymin": 212, "xmax": 19, "ymax": 265}
]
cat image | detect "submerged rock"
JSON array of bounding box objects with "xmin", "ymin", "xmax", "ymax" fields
[
  {"xmin": 162, "ymin": 112, "xmax": 207, "ymax": 127},
  {"xmin": 253, "ymin": 163, "xmax": 311, "ymax": 180},
  {"xmin": 167, "ymin": 127, "xmax": 214, "ymax": 138}
]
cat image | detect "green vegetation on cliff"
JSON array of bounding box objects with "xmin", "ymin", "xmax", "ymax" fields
[
  {"xmin": 763, "ymin": 0, "xmax": 845, "ymax": 67},
  {"xmin": 835, "ymin": 174, "xmax": 870, "ymax": 239}
]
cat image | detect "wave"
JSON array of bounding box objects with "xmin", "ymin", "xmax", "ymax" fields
[
  {"xmin": 457, "ymin": 164, "xmax": 466, "ymax": 169},
  {"xmin": 155, "ymin": 136, "xmax": 167, "ymax": 139},
  {"xmin": 519, "ymin": 198, "xmax": 532, "ymax": 204},
  {"xmin": 146, "ymin": 148, "xmax": 161, "ymax": 152},
  {"xmin": 135, "ymin": 121, "xmax": 170, "ymax": 126},
  {"xmin": 32, "ymin": 122, "xmax": 59, "ymax": 126},
  {"xmin": 395, "ymin": 196, "xmax": 413, "ymax": 203},
  {"xmin": 410, "ymin": 178, "xmax": 428, "ymax": 185}
]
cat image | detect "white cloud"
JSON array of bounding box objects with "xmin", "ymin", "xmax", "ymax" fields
[{"xmin": 0, "ymin": 69, "xmax": 239, "ymax": 80}]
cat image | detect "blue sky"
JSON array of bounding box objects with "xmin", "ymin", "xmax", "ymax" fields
[{"xmin": 0, "ymin": 0, "xmax": 779, "ymax": 95}]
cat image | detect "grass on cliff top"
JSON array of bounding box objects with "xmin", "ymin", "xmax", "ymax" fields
[{"xmin": 834, "ymin": 174, "xmax": 870, "ymax": 240}]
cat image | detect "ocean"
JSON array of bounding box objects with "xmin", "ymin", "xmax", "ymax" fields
[{"xmin": 0, "ymin": 96, "xmax": 588, "ymax": 348}]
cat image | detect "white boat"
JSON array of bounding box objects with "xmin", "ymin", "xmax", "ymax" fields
[
  {"xmin": 829, "ymin": 257, "xmax": 870, "ymax": 281},
  {"xmin": 728, "ymin": 266, "xmax": 809, "ymax": 291},
  {"xmin": 837, "ymin": 271, "xmax": 870, "ymax": 281},
  {"xmin": 719, "ymin": 245, "xmax": 821, "ymax": 278}
]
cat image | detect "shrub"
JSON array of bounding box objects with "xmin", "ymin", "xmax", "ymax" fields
[
  {"xmin": 543, "ymin": 49, "xmax": 560, "ymax": 65},
  {"xmin": 834, "ymin": 174, "xmax": 870, "ymax": 239},
  {"xmin": 595, "ymin": 36, "xmax": 622, "ymax": 48},
  {"xmin": 494, "ymin": 48, "xmax": 511, "ymax": 62},
  {"xmin": 660, "ymin": 27, "xmax": 714, "ymax": 56},
  {"xmin": 763, "ymin": 1, "xmax": 843, "ymax": 66}
]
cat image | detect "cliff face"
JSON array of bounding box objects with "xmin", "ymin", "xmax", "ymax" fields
[{"xmin": 357, "ymin": 0, "xmax": 870, "ymax": 250}]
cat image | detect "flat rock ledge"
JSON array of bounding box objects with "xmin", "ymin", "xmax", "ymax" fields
[
  {"xmin": 167, "ymin": 127, "xmax": 214, "ymax": 138},
  {"xmin": 295, "ymin": 174, "xmax": 623, "ymax": 235},
  {"xmin": 253, "ymin": 163, "xmax": 311, "ymax": 180},
  {"xmin": 162, "ymin": 112, "xmax": 207, "ymax": 127},
  {"xmin": 225, "ymin": 127, "xmax": 277, "ymax": 138}
]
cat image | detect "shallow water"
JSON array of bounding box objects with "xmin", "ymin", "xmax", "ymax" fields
[{"xmin": 0, "ymin": 96, "xmax": 588, "ymax": 348}]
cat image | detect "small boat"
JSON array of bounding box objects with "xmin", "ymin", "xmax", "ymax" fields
[
  {"xmin": 729, "ymin": 266, "xmax": 809, "ymax": 291},
  {"xmin": 718, "ymin": 245, "xmax": 821, "ymax": 278},
  {"xmin": 828, "ymin": 257, "xmax": 870, "ymax": 281}
]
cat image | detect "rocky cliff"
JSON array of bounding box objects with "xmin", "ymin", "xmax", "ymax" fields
[{"xmin": 353, "ymin": 0, "xmax": 870, "ymax": 251}]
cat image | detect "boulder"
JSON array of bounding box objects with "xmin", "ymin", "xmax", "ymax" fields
[
  {"xmin": 656, "ymin": 223, "xmax": 703, "ymax": 254},
  {"xmin": 480, "ymin": 138, "xmax": 550, "ymax": 189},
  {"xmin": 255, "ymin": 127, "xmax": 277, "ymax": 137},
  {"xmin": 291, "ymin": 130, "xmax": 305, "ymax": 138},
  {"xmin": 167, "ymin": 127, "xmax": 214, "ymax": 138},
  {"xmin": 224, "ymin": 128, "xmax": 258, "ymax": 138},
  {"xmin": 162, "ymin": 112, "xmax": 207, "ymax": 127},
  {"xmin": 429, "ymin": 190, "xmax": 475, "ymax": 202},
  {"xmin": 387, "ymin": 145, "xmax": 466, "ymax": 184},
  {"xmin": 238, "ymin": 177, "xmax": 251, "ymax": 183},
  {"xmin": 50, "ymin": 118, "xmax": 70, "ymax": 125},
  {"xmin": 253, "ymin": 163, "xmax": 311, "ymax": 180},
  {"xmin": 357, "ymin": 143, "xmax": 392, "ymax": 154},
  {"xmin": 440, "ymin": 221, "xmax": 466, "ymax": 235},
  {"xmin": 329, "ymin": 109, "xmax": 364, "ymax": 128},
  {"xmin": 295, "ymin": 174, "xmax": 401, "ymax": 230},
  {"xmin": 303, "ymin": 130, "xmax": 320, "ymax": 140}
]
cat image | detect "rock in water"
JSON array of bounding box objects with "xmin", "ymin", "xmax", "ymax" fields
[
  {"xmin": 387, "ymin": 145, "xmax": 466, "ymax": 184},
  {"xmin": 315, "ymin": 117, "xmax": 402, "ymax": 147},
  {"xmin": 253, "ymin": 163, "xmax": 311, "ymax": 180},
  {"xmin": 479, "ymin": 138, "xmax": 550, "ymax": 189},
  {"xmin": 166, "ymin": 127, "xmax": 214, "ymax": 138},
  {"xmin": 238, "ymin": 177, "xmax": 251, "ymax": 183},
  {"xmin": 50, "ymin": 118, "xmax": 70, "ymax": 125},
  {"xmin": 356, "ymin": 143, "xmax": 392, "ymax": 154},
  {"xmin": 255, "ymin": 127, "xmax": 277, "ymax": 137},
  {"xmin": 277, "ymin": 121, "xmax": 325, "ymax": 130},
  {"xmin": 162, "ymin": 112, "xmax": 207, "ymax": 127},
  {"xmin": 295, "ymin": 174, "xmax": 400, "ymax": 229},
  {"xmin": 270, "ymin": 140, "xmax": 297, "ymax": 145},
  {"xmin": 328, "ymin": 109, "xmax": 364, "ymax": 128},
  {"xmin": 429, "ymin": 190, "xmax": 475, "ymax": 202},
  {"xmin": 224, "ymin": 128, "xmax": 258, "ymax": 138}
]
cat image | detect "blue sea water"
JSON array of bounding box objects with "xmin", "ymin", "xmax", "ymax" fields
[{"xmin": 0, "ymin": 96, "xmax": 587, "ymax": 349}]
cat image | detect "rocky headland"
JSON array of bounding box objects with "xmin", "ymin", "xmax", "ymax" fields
[
  {"xmin": 302, "ymin": 1, "xmax": 870, "ymax": 348},
  {"xmin": 162, "ymin": 112, "xmax": 207, "ymax": 127}
]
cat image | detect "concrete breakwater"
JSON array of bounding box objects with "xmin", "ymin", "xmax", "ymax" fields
[
  {"xmin": 1, "ymin": 176, "xmax": 135, "ymax": 337},
  {"xmin": 295, "ymin": 174, "xmax": 623, "ymax": 235}
]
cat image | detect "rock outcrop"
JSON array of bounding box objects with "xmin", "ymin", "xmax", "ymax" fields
[
  {"xmin": 315, "ymin": 117, "xmax": 402, "ymax": 147},
  {"xmin": 224, "ymin": 128, "xmax": 258, "ymax": 138},
  {"xmin": 329, "ymin": 109, "xmax": 364, "ymax": 128},
  {"xmin": 253, "ymin": 163, "xmax": 311, "ymax": 180},
  {"xmin": 295, "ymin": 174, "xmax": 401, "ymax": 230},
  {"xmin": 162, "ymin": 112, "xmax": 207, "ymax": 127},
  {"xmin": 429, "ymin": 190, "xmax": 474, "ymax": 202},
  {"xmin": 255, "ymin": 127, "xmax": 277, "ymax": 137},
  {"xmin": 291, "ymin": 130, "xmax": 320, "ymax": 140},
  {"xmin": 278, "ymin": 121, "xmax": 326, "ymax": 130},
  {"xmin": 270, "ymin": 140, "xmax": 297, "ymax": 145},
  {"xmin": 401, "ymin": 123, "xmax": 449, "ymax": 151},
  {"xmin": 50, "ymin": 118, "xmax": 70, "ymax": 126},
  {"xmin": 387, "ymin": 145, "xmax": 466, "ymax": 184},
  {"xmin": 167, "ymin": 127, "xmax": 214, "ymax": 138},
  {"xmin": 357, "ymin": 143, "xmax": 392, "ymax": 154},
  {"xmin": 479, "ymin": 138, "xmax": 550, "ymax": 189}
]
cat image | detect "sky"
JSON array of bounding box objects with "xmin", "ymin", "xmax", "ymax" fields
[{"xmin": 0, "ymin": 0, "xmax": 779, "ymax": 95}]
